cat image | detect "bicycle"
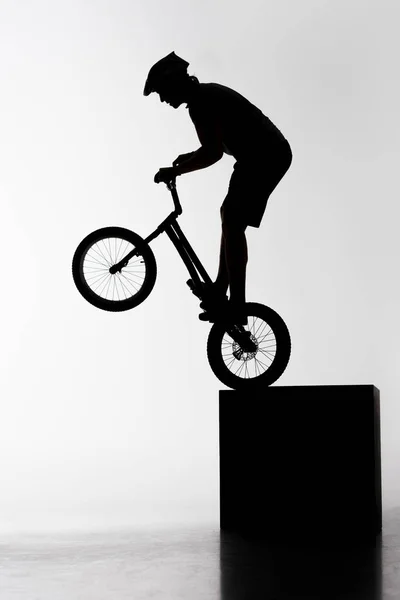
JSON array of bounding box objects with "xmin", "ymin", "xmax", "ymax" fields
[{"xmin": 71, "ymin": 178, "xmax": 291, "ymax": 389}]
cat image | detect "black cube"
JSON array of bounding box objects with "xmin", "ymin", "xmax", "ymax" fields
[{"xmin": 219, "ymin": 385, "xmax": 382, "ymax": 545}]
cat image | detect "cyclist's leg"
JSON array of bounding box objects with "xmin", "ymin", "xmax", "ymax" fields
[
  {"xmin": 216, "ymin": 143, "xmax": 293, "ymax": 304},
  {"xmin": 214, "ymin": 230, "xmax": 229, "ymax": 295},
  {"xmin": 213, "ymin": 164, "xmax": 246, "ymax": 296},
  {"xmin": 220, "ymin": 206, "xmax": 248, "ymax": 308},
  {"xmin": 210, "ymin": 226, "xmax": 246, "ymax": 301}
]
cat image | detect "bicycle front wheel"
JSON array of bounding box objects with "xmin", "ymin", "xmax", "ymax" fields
[
  {"xmin": 206, "ymin": 302, "xmax": 291, "ymax": 389},
  {"xmin": 72, "ymin": 226, "xmax": 157, "ymax": 312}
]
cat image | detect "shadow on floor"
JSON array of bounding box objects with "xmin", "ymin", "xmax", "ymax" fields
[{"xmin": 219, "ymin": 506, "xmax": 400, "ymax": 599}]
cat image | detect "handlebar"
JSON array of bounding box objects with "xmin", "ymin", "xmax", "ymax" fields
[{"xmin": 166, "ymin": 178, "xmax": 182, "ymax": 216}]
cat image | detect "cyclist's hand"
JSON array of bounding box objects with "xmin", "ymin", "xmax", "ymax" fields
[
  {"xmin": 172, "ymin": 152, "xmax": 194, "ymax": 167},
  {"xmin": 154, "ymin": 167, "xmax": 177, "ymax": 184}
]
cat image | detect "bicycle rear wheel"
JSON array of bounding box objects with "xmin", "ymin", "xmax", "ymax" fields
[
  {"xmin": 72, "ymin": 226, "xmax": 157, "ymax": 312},
  {"xmin": 206, "ymin": 302, "xmax": 291, "ymax": 389}
]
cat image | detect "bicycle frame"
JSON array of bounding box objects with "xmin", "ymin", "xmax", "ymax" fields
[
  {"xmin": 110, "ymin": 178, "xmax": 256, "ymax": 350},
  {"xmin": 112, "ymin": 179, "xmax": 212, "ymax": 294}
]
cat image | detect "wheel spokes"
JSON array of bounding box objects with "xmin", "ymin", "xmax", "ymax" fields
[
  {"xmin": 82, "ymin": 237, "xmax": 146, "ymax": 302},
  {"xmin": 221, "ymin": 315, "xmax": 277, "ymax": 379}
]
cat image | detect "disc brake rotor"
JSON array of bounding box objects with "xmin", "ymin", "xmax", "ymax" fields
[{"xmin": 232, "ymin": 333, "xmax": 258, "ymax": 360}]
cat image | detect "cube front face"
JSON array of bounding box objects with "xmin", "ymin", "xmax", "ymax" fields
[{"xmin": 219, "ymin": 385, "xmax": 382, "ymax": 543}]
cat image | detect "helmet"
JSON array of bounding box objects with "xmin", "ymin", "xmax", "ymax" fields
[{"xmin": 143, "ymin": 51, "xmax": 189, "ymax": 96}]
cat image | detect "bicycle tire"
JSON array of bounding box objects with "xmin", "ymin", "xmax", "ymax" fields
[
  {"xmin": 206, "ymin": 302, "xmax": 291, "ymax": 389},
  {"xmin": 72, "ymin": 226, "xmax": 157, "ymax": 312}
]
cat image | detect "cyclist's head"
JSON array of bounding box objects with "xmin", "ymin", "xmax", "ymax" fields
[{"xmin": 143, "ymin": 51, "xmax": 198, "ymax": 108}]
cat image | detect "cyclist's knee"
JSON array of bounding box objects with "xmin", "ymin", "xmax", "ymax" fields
[{"xmin": 221, "ymin": 208, "xmax": 246, "ymax": 235}]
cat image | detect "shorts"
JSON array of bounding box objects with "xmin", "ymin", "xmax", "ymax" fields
[{"xmin": 221, "ymin": 140, "xmax": 293, "ymax": 228}]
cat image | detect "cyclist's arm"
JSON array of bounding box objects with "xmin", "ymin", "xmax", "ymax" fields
[
  {"xmin": 174, "ymin": 145, "xmax": 222, "ymax": 175},
  {"xmin": 175, "ymin": 108, "xmax": 224, "ymax": 175}
]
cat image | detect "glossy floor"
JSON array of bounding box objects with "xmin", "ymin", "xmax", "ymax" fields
[{"xmin": 0, "ymin": 507, "xmax": 399, "ymax": 599}]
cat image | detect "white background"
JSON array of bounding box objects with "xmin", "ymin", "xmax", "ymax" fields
[{"xmin": 0, "ymin": 0, "xmax": 398, "ymax": 533}]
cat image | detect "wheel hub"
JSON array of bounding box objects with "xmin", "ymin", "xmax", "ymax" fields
[{"xmin": 232, "ymin": 333, "xmax": 258, "ymax": 360}]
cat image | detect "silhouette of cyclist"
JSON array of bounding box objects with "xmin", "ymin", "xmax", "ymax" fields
[{"xmin": 144, "ymin": 52, "xmax": 292, "ymax": 324}]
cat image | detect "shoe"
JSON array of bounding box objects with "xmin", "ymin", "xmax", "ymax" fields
[
  {"xmin": 198, "ymin": 311, "xmax": 248, "ymax": 325},
  {"xmin": 200, "ymin": 295, "xmax": 228, "ymax": 310},
  {"xmin": 200, "ymin": 284, "xmax": 228, "ymax": 303},
  {"xmin": 187, "ymin": 279, "xmax": 217, "ymax": 299},
  {"xmin": 199, "ymin": 282, "xmax": 229, "ymax": 311},
  {"xmin": 199, "ymin": 303, "xmax": 247, "ymax": 325}
]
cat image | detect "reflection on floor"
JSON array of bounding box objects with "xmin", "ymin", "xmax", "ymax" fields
[{"xmin": 0, "ymin": 507, "xmax": 399, "ymax": 599}]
